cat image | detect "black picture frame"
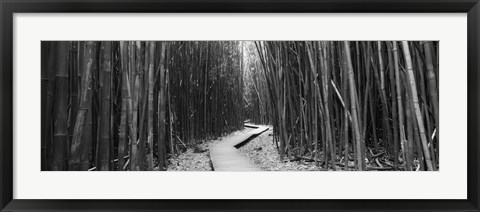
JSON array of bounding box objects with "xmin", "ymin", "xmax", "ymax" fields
[{"xmin": 1, "ymin": 0, "xmax": 479, "ymax": 211}]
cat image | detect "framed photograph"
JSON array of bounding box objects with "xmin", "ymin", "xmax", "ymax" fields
[{"xmin": 1, "ymin": 0, "xmax": 479, "ymax": 211}]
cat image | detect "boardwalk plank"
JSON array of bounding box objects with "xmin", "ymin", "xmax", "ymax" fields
[{"xmin": 209, "ymin": 125, "xmax": 269, "ymax": 171}]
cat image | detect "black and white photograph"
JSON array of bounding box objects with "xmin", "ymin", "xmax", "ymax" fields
[{"xmin": 41, "ymin": 41, "xmax": 439, "ymax": 171}]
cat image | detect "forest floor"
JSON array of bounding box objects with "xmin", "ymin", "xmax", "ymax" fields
[
  {"xmin": 167, "ymin": 127, "xmax": 329, "ymax": 171},
  {"xmin": 164, "ymin": 126, "xmax": 412, "ymax": 171},
  {"xmin": 166, "ymin": 127, "xmax": 253, "ymax": 171},
  {"xmin": 238, "ymin": 128, "xmax": 323, "ymax": 171}
]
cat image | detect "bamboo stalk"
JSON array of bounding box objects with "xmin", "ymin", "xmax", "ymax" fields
[
  {"xmin": 344, "ymin": 41, "xmax": 365, "ymax": 171},
  {"xmin": 401, "ymin": 41, "xmax": 434, "ymax": 171},
  {"xmin": 157, "ymin": 42, "xmax": 167, "ymax": 170},
  {"xmin": 70, "ymin": 41, "xmax": 96, "ymax": 171},
  {"xmin": 97, "ymin": 41, "xmax": 112, "ymax": 171},
  {"xmin": 52, "ymin": 42, "xmax": 70, "ymax": 171}
]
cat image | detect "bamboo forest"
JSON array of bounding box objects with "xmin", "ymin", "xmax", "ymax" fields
[{"xmin": 41, "ymin": 41, "xmax": 439, "ymax": 171}]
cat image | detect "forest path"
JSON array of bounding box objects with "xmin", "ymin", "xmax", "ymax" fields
[{"xmin": 209, "ymin": 124, "xmax": 269, "ymax": 171}]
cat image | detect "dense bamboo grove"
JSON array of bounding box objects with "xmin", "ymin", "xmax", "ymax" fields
[
  {"xmin": 248, "ymin": 41, "xmax": 439, "ymax": 171},
  {"xmin": 42, "ymin": 40, "xmax": 439, "ymax": 171},
  {"xmin": 41, "ymin": 41, "xmax": 244, "ymax": 171},
  {"xmin": 243, "ymin": 43, "xmax": 272, "ymax": 124}
]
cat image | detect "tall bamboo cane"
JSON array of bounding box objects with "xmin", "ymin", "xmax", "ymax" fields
[
  {"xmin": 344, "ymin": 41, "xmax": 364, "ymax": 171},
  {"xmin": 401, "ymin": 41, "xmax": 434, "ymax": 171}
]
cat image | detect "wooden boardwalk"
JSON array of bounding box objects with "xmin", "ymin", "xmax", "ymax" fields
[{"xmin": 209, "ymin": 124, "xmax": 269, "ymax": 171}]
